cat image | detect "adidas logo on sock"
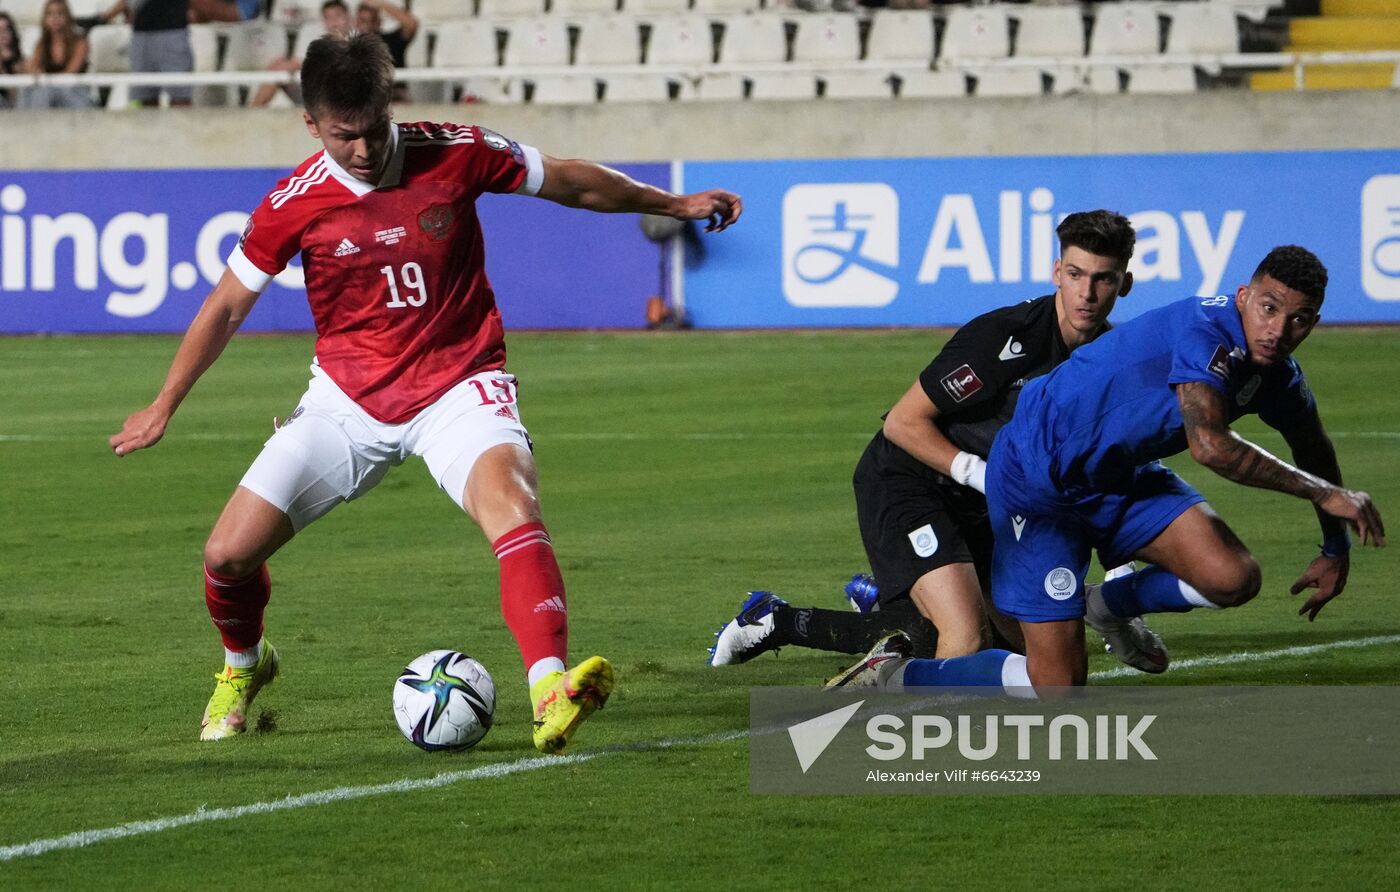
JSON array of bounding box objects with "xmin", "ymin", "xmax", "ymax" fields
[
  {"xmin": 533, "ymin": 595, "xmax": 566, "ymax": 614},
  {"xmin": 333, "ymin": 238, "xmax": 361, "ymax": 257}
]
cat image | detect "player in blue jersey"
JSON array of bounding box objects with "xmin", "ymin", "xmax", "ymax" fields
[{"xmin": 830, "ymin": 245, "xmax": 1384, "ymax": 692}]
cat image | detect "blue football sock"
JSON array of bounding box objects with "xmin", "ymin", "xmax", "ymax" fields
[
  {"xmin": 898, "ymin": 648, "xmax": 1025, "ymax": 691},
  {"xmin": 1100, "ymin": 566, "xmax": 1216, "ymax": 616}
]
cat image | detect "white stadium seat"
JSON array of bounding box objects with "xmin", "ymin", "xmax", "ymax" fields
[
  {"xmin": 939, "ymin": 6, "xmax": 1011, "ymax": 63},
  {"xmin": 269, "ymin": 0, "xmax": 322, "ymax": 27},
  {"xmin": 1125, "ymin": 64, "xmax": 1197, "ymax": 94},
  {"xmin": 504, "ymin": 18, "xmax": 571, "ymax": 68},
  {"xmin": 223, "ymin": 22, "xmax": 293, "ymax": 72},
  {"xmin": 477, "ymin": 0, "xmax": 547, "ymax": 19},
  {"xmin": 749, "ymin": 72, "xmax": 816, "ymax": 100},
  {"xmin": 866, "ymin": 11, "xmax": 935, "ymax": 67},
  {"xmin": 188, "ymin": 23, "xmax": 225, "ymax": 108},
  {"xmin": 410, "ymin": 0, "xmax": 478, "ymax": 25},
  {"xmin": 972, "ymin": 68, "xmax": 1044, "ymax": 97},
  {"xmin": 822, "ymin": 71, "xmax": 895, "ymax": 100},
  {"xmin": 602, "ymin": 74, "xmax": 673, "ymax": 102},
  {"xmin": 459, "ymin": 76, "xmax": 521, "ymax": 103},
  {"xmin": 620, "ymin": 0, "xmax": 690, "ymax": 16},
  {"xmin": 1165, "ymin": 4, "xmax": 1241, "ymax": 54},
  {"xmin": 434, "ymin": 19, "xmax": 500, "ymax": 68},
  {"xmin": 530, "ymin": 74, "xmax": 597, "ymax": 104},
  {"xmin": 693, "ymin": 72, "xmax": 746, "ymax": 100},
  {"xmin": 551, "ymin": 0, "xmax": 619, "ymax": 16},
  {"xmin": 716, "ymin": 13, "xmax": 787, "ymax": 65},
  {"xmin": 6, "ymin": 0, "xmax": 45, "ymax": 27},
  {"xmin": 692, "ymin": 0, "xmax": 763, "ymax": 14},
  {"xmin": 575, "ymin": 16, "xmax": 643, "ymax": 66},
  {"xmin": 86, "ymin": 23, "xmax": 130, "ymax": 73},
  {"xmin": 647, "ymin": 15, "xmax": 714, "ymax": 67},
  {"xmin": 898, "ymin": 69, "xmax": 966, "ymax": 98},
  {"xmin": 1085, "ymin": 65, "xmax": 1124, "ymax": 93},
  {"xmin": 791, "ymin": 13, "xmax": 860, "ymax": 64},
  {"xmin": 1014, "ymin": 6, "xmax": 1085, "ymax": 58},
  {"xmin": 1089, "ymin": 2, "xmax": 1160, "ymax": 57}
]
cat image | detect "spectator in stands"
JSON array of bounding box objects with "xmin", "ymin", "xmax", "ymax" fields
[
  {"xmin": 108, "ymin": 0, "xmax": 195, "ymax": 107},
  {"xmin": 355, "ymin": 0, "xmax": 416, "ymax": 101},
  {"xmin": 0, "ymin": 11, "xmax": 22, "ymax": 108},
  {"xmin": 249, "ymin": 0, "xmax": 352, "ymax": 108},
  {"xmin": 21, "ymin": 0, "xmax": 95, "ymax": 108}
]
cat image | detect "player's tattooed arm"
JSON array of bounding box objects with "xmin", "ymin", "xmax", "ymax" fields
[
  {"xmin": 1177, "ymin": 381, "xmax": 1385, "ymax": 547},
  {"xmin": 1177, "ymin": 381, "xmax": 1329, "ymax": 497}
]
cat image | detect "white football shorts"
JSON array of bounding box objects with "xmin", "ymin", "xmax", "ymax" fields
[{"xmin": 239, "ymin": 363, "xmax": 532, "ymax": 531}]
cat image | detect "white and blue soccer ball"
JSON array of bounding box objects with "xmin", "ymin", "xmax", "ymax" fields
[{"xmin": 393, "ymin": 650, "xmax": 496, "ymax": 751}]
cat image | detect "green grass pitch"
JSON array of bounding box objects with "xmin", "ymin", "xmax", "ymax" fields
[{"xmin": 2, "ymin": 328, "xmax": 1398, "ymax": 888}]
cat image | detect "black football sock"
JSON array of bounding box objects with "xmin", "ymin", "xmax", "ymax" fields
[{"xmin": 769, "ymin": 602, "xmax": 939, "ymax": 657}]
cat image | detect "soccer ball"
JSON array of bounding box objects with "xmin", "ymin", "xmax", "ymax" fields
[{"xmin": 392, "ymin": 650, "xmax": 496, "ymax": 751}]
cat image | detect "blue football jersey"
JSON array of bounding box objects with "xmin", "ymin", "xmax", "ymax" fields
[{"xmin": 1003, "ymin": 295, "xmax": 1317, "ymax": 491}]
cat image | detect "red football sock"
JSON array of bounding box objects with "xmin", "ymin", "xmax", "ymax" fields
[
  {"xmin": 494, "ymin": 522, "xmax": 568, "ymax": 672},
  {"xmin": 204, "ymin": 564, "xmax": 271, "ymax": 652}
]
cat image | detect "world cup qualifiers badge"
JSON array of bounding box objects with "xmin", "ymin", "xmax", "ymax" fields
[
  {"xmin": 480, "ymin": 130, "xmax": 511, "ymax": 152},
  {"xmin": 1044, "ymin": 568, "xmax": 1077, "ymax": 601}
]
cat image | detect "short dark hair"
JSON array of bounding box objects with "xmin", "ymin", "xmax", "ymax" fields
[
  {"xmin": 1056, "ymin": 210, "xmax": 1136, "ymax": 266},
  {"xmin": 1252, "ymin": 245, "xmax": 1328, "ymax": 303},
  {"xmin": 321, "ymin": 0, "xmax": 347, "ymax": 12},
  {"xmin": 300, "ymin": 33, "xmax": 393, "ymax": 121}
]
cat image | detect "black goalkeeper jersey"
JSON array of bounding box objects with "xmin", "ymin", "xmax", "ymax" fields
[{"xmin": 864, "ymin": 294, "xmax": 1085, "ymax": 483}]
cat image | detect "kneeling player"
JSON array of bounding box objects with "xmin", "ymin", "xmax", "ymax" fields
[{"xmin": 708, "ymin": 210, "xmax": 1166, "ymax": 676}]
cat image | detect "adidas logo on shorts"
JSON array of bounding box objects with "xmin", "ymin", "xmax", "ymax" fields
[
  {"xmin": 333, "ymin": 238, "xmax": 361, "ymax": 257},
  {"xmin": 494, "ymin": 406, "xmax": 516, "ymax": 420}
]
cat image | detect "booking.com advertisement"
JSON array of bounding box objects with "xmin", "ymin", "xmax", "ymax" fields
[
  {"xmin": 682, "ymin": 149, "xmax": 1400, "ymax": 327},
  {"xmin": 0, "ymin": 163, "xmax": 668, "ymax": 333}
]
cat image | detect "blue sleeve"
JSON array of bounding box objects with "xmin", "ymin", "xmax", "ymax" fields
[
  {"xmin": 1165, "ymin": 308, "xmax": 1234, "ymax": 396},
  {"xmin": 1257, "ymin": 360, "xmax": 1318, "ymax": 433}
]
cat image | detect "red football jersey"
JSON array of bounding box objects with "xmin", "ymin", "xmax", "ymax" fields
[{"xmin": 228, "ymin": 122, "xmax": 544, "ymax": 424}]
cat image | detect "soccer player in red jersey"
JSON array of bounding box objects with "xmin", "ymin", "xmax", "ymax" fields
[{"xmin": 110, "ymin": 33, "xmax": 742, "ymax": 753}]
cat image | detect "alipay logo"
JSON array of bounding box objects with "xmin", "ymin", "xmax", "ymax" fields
[
  {"xmin": 1361, "ymin": 174, "xmax": 1400, "ymax": 301},
  {"xmin": 782, "ymin": 183, "xmax": 899, "ymax": 308}
]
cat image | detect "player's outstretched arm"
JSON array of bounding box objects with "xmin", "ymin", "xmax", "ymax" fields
[
  {"xmin": 883, "ymin": 382, "xmax": 984, "ymax": 491},
  {"xmin": 1177, "ymin": 381, "xmax": 1385, "ymax": 542},
  {"xmin": 109, "ymin": 269, "xmax": 261, "ymax": 457},
  {"xmin": 535, "ymin": 156, "xmax": 742, "ymax": 232}
]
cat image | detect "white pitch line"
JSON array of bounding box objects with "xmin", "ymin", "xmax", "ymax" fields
[
  {"xmin": 0, "ymin": 729, "xmax": 746, "ymax": 863},
  {"xmin": 5, "ymin": 634, "xmax": 1400, "ymax": 863},
  {"xmin": 1089, "ymin": 633, "xmax": 1400, "ymax": 681}
]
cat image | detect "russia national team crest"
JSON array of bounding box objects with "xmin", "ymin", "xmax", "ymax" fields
[{"xmin": 418, "ymin": 204, "xmax": 454, "ymax": 241}]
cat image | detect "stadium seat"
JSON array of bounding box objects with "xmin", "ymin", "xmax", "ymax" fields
[
  {"xmin": 551, "ymin": 0, "xmax": 620, "ymax": 16},
  {"xmin": 791, "ymin": 13, "xmax": 860, "ymax": 64},
  {"xmin": 1014, "ymin": 6, "xmax": 1085, "ymax": 58},
  {"xmin": 1089, "ymin": 2, "xmax": 1161, "ymax": 57},
  {"xmin": 529, "ymin": 74, "xmax": 598, "ymax": 104},
  {"xmin": 1085, "ymin": 64, "xmax": 1124, "ymax": 93},
  {"xmin": 749, "ymin": 71, "xmax": 816, "ymax": 99},
  {"xmin": 86, "ymin": 23, "xmax": 131, "ymax": 109},
  {"xmin": 269, "ymin": 0, "xmax": 321, "ymax": 27},
  {"xmin": 1393, "ymin": 62, "xmax": 1400, "ymax": 87},
  {"xmin": 692, "ymin": 0, "xmax": 764, "ymax": 14},
  {"xmin": 188, "ymin": 23, "xmax": 224, "ymax": 108},
  {"xmin": 435, "ymin": 19, "xmax": 500, "ymax": 67},
  {"xmin": 403, "ymin": 24, "xmax": 440, "ymax": 102},
  {"xmin": 898, "ymin": 69, "xmax": 966, "ymax": 98},
  {"xmin": 290, "ymin": 22, "xmax": 319, "ymax": 61},
  {"xmin": 601, "ymin": 74, "xmax": 674, "ymax": 101},
  {"xmin": 17, "ymin": 24, "xmax": 40, "ymax": 59},
  {"xmin": 693, "ymin": 72, "xmax": 746, "ymax": 100},
  {"xmin": 866, "ymin": 10, "xmax": 935, "ymax": 67},
  {"xmin": 716, "ymin": 13, "xmax": 788, "ymax": 65},
  {"xmin": 410, "ymin": 0, "xmax": 479, "ymax": 24},
  {"xmin": 647, "ymin": 15, "xmax": 714, "ymax": 67},
  {"xmin": 223, "ymin": 22, "xmax": 294, "ymax": 72},
  {"xmin": 504, "ymin": 18, "xmax": 572, "ymax": 67},
  {"xmin": 621, "ymin": 0, "xmax": 691, "ymax": 16},
  {"xmin": 822, "ymin": 71, "xmax": 895, "ymax": 99},
  {"xmin": 6, "ymin": 0, "xmax": 45, "ymax": 27},
  {"xmin": 478, "ymin": 0, "xmax": 548, "ymax": 19},
  {"xmin": 1164, "ymin": 3, "xmax": 1241, "ymax": 54},
  {"xmin": 972, "ymin": 68, "xmax": 1044, "ymax": 97},
  {"xmin": 1125, "ymin": 64, "xmax": 1197, "ymax": 94},
  {"xmin": 575, "ymin": 16, "xmax": 643, "ymax": 66},
  {"xmin": 460, "ymin": 76, "xmax": 521, "ymax": 103},
  {"xmin": 939, "ymin": 6, "xmax": 1011, "ymax": 63}
]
